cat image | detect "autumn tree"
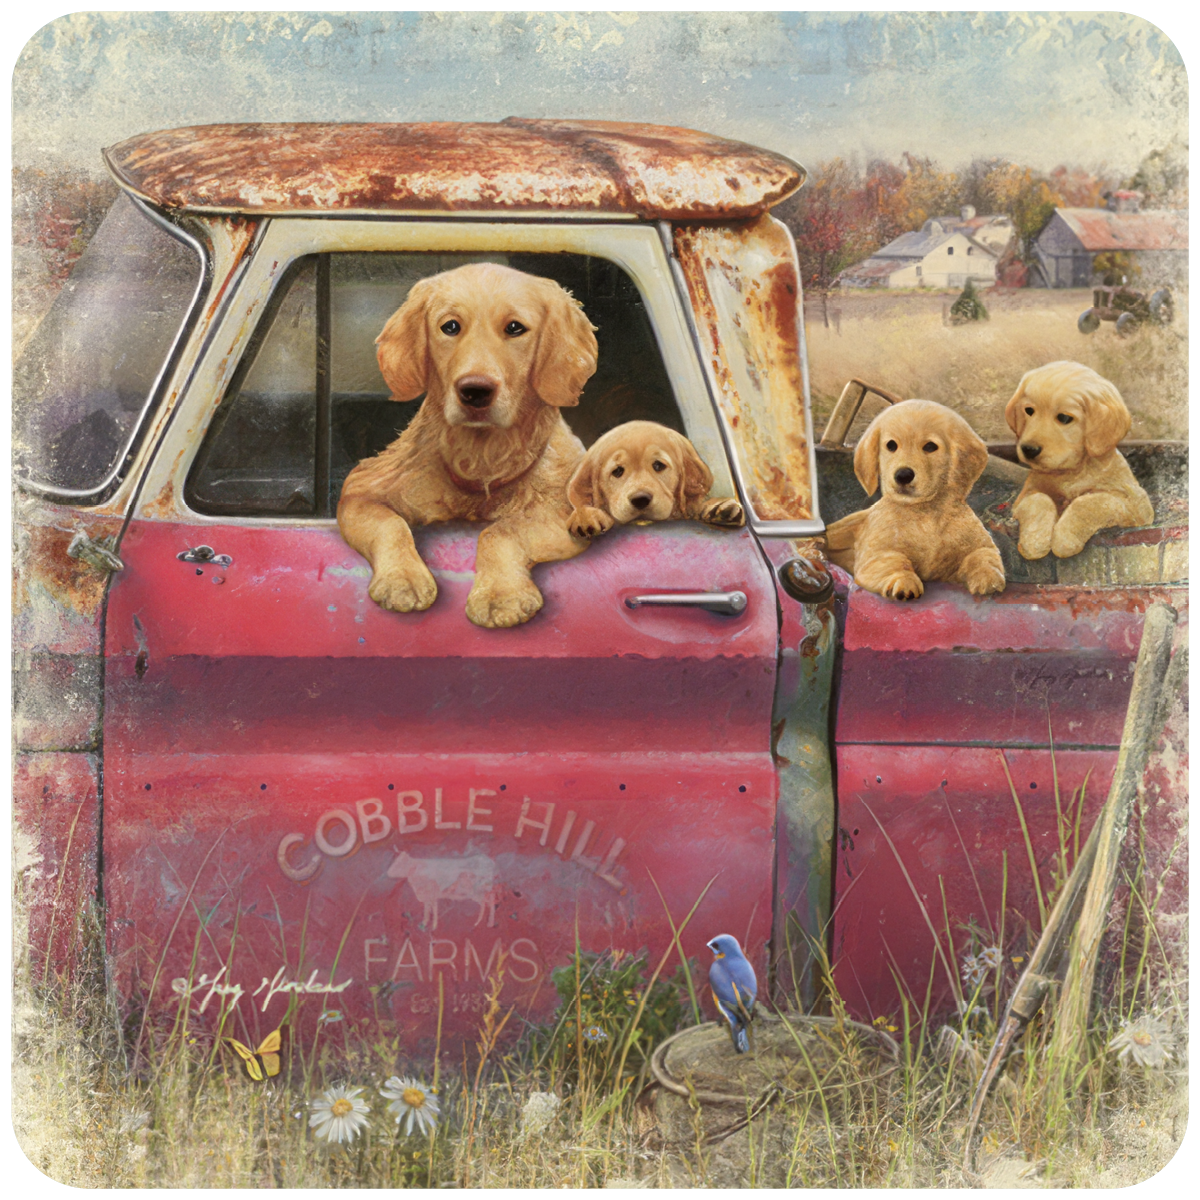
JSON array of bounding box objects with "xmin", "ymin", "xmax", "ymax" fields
[
  {"xmin": 777, "ymin": 157, "xmax": 872, "ymax": 294},
  {"xmin": 975, "ymin": 162, "xmax": 1062, "ymax": 256}
]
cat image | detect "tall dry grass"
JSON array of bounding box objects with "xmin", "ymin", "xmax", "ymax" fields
[
  {"xmin": 13, "ymin": 799, "xmax": 1187, "ymax": 1191},
  {"xmin": 806, "ymin": 288, "xmax": 1188, "ymax": 444}
]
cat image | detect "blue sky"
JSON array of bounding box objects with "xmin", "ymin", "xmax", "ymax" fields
[{"xmin": 10, "ymin": 10, "xmax": 1188, "ymax": 182}]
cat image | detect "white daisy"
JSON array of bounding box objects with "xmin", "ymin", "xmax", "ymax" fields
[
  {"xmin": 308, "ymin": 1084, "xmax": 371, "ymax": 1144},
  {"xmin": 1109, "ymin": 1014, "xmax": 1172, "ymax": 1069},
  {"xmin": 978, "ymin": 946, "xmax": 1003, "ymax": 970},
  {"xmin": 381, "ymin": 1076, "xmax": 440, "ymax": 1136}
]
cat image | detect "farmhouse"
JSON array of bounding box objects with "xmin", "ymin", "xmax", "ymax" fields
[
  {"xmin": 838, "ymin": 208, "xmax": 1009, "ymax": 289},
  {"xmin": 1031, "ymin": 192, "xmax": 1188, "ymax": 287}
]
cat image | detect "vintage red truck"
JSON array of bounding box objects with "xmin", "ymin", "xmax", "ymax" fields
[{"xmin": 13, "ymin": 121, "xmax": 1187, "ymax": 1053}]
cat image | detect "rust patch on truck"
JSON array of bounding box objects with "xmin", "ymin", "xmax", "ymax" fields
[
  {"xmin": 674, "ymin": 217, "xmax": 813, "ymax": 522},
  {"xmin": 103, "ymin": 120, "xmax": 804, "ymax": 221}
]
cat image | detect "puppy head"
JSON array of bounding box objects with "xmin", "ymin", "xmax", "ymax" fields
[
  {"xmin": 1005, "ymin": 360, "xmax": 1131, "ymax": 471},
  {"xmin": 854, "ymin": 399, "xmax": 988, "ymax": 504},
  {"xmin": 567, "ymin": 421, "xmax": 712, "ymax": 524},
  {"xmin": 375, "ymin": 263, "xmax": 598, "ymax": 430}
]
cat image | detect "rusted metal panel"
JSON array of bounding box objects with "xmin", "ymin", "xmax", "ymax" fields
[
  {"xmin": 103, "ymin": 121, "xmax": 804, "ymax": 221},
  {"xmin": 673, "ymin": 216, "xmax": 814, "ymax": 523},
  {"xmin": 102, "ymin": 519, "xmax": 780, "ymax": 1046},
  {"xmin": 760, "ymin": 538, "xmax": 839, "ymax": 1005},
  {"xmin": 14, "ymin": 752, "xmax": 100, "ymax": 981}
]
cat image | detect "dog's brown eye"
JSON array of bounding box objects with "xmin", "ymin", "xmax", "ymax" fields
[
  {"xmin": 923, "ymin": 441, "xmax": 938, "ymax": 453},
  {"xmin": 611, "ymin": 465, "xmax": 625, "ymax": 478},
  {"xmin": 1056, "ymin": 413, "xmax": 1074, "ymax": 425},
  {"xmin": 440, "ymin": 320, "xmax": 461, "ymax": 336},
  {"xmin": 652, "ymin": 460, "xmax": 667, "ymax": 472},
  {"xmin": 885, "ymin": 440, "xmax": 898, "ymax": 453},
  {"xmin": 504, "ymin": 321, "xmax": 527, "ymax": 337},
  {"xmin": 1024, "ymin": 406, "xmax": 1034, "ymax": 416}
]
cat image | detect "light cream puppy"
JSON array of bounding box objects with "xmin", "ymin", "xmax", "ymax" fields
[
  {"xmin": 825, "ymin": 400, "xmax": 1005, "ymax": 600},
  {"xmin": 565, "ymin": 420, "xmax": 743, "ymax": 536},
  {"xmin": 338, "ymin": 262, "xmax": 598, "ymax": 628},
  {"xmin": 1006, "ymin": 361, "xmax": 1153, "ymax": 559}
]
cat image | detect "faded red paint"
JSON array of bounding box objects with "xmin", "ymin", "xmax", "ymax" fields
[
  {"xmin": 14, "ymin": 752, "xmax": 100, "ymax": 981},
  {"xmin": 104, "ymin": 120, "xmax": 804, "ymax": 220},
  {"xmin": 831, "ymin": 574, "xmax": 1188, "ymax": 1021},
  {"xmin": 102, "ymin": 518, "xmax": 781, "ymax": 1045},
  {"xmin": 832, "ymin": 745, "xmax": 1116, "ymax": 1020},
  {"xmin": 13, "ymin": 505, "xmax": 121, "ymax": 980}
]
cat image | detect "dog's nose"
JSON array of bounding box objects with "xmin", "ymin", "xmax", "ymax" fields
[
  {"xmin": 894, "ymin": 467, "xmax": 915, "ymax": 486},
  {"xmin": 630, "ymin": 493, "xmax": 652, "ymax": 511},
  {"xmin": 1020, "ymin": 443, "xmax": 1042, "ymax": 461},
  {"xmin": 456, "ymin": 376, "xmax": 497, "ymax": 409}
]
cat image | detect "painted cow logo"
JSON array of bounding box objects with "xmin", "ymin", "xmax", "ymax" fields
[{"xmin": 385, "ymin": 851, "xmax": 502, "ymax": 930}]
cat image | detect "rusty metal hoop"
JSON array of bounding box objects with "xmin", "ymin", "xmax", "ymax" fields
[{"xmin": 650, "ymin": 1014, "xmax": 900, "ymax": 1106}]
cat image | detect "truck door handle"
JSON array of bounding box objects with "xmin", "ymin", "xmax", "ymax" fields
[{"xmin": 624, "ymin": 590, "xmax": 747, "ymax": 616}]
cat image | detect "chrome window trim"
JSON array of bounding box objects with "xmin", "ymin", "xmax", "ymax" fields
[{"xmin": 143, "ymin": 218, "xmax": 735, "ymax": 526}]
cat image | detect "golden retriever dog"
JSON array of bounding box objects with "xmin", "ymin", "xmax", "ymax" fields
[
  {"xmin": 565, "ymin": 420, "xmax": 744, "ymax": 536},
  {"xmin": 824, "ymin": 400, "xmax": 1005, "ymax": 600},
  {"xmin": 337, "ymin": 263, "xmax": 598, "ymax": 628},
  {"xmin": 1005, "ymin": 361, "xmax": 1153, "ymax": 559}
]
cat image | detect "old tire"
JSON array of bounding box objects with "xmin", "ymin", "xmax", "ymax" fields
[
  {"xmin": 1115, "ymin": 311, "xmax": 1138, "ymax": 337},
  {"xmin": 1149, "ymin": 289, "xmax": 1173, "ymax": 324},
  {"xmin": 1077, "ymin": 309, "xmax": 1101, "ymax": 334}
]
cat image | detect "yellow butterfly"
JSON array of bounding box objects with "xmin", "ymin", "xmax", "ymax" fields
[{"xmin": 224, "ymin": 1028, "xmax": 282, "ymax": 1081}]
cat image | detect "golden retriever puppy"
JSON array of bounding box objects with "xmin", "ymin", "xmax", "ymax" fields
[
  {"xmin": 337, "ymin": 263, "xmax": 598, "ymax": 628},
  {"xmin": 1005, "ymin": 361, "xmax": 1153, "ymax": 559},
  {"xmin": 565, "ymin": 420, "xmax": 744, "ymax": 536},
  {"xmin": 824, "ymin": 400, "xmax": 1005, "ymax": 600}
]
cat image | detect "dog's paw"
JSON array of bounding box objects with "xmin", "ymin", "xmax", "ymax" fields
[
  {"xmin": 466, "ymin": 577, "xmax": 544, "ymax": 628},
  {"xmin": 368, "ymin": 562, "xmax": 438, "ymax": 612},
  {"xmin": 700, "ymin": 497, "xmax": 745, "ymax": 528},
  {"xmin": 966, "ymin": 560, "xmax": 1006, "ymax": 595},
  {"xmin": 1018, "ymin": 531, "xmax": 1053, "ymax": 560},
  {"xmin": 1050, "ymin": 524, "xmax": 1091, "ymax": 559},
  {"xmin": 568, "ymin": 506, "xmax": 614, "ymax": 539},
  {"xmin": 880, "ymin": 570, "xmax": 924, "ymax": 601}
]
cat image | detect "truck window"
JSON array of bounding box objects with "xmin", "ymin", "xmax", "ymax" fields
[
  {"xmin": 186, "ymin": 251, "xmax": 684, "ymax": 519},
  {"xmin": 13, "ymin": 193, "xmax": 206, "ymax": 500}
]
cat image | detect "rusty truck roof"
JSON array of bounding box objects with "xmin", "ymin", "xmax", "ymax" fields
[{"xmin": 103, "ymin": 119, "xmax": 805, "ymax": 220}]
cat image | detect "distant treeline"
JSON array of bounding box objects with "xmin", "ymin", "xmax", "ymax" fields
[{"xmin": 773, "ymin": 146, "xmax": 1188, "ymax": 291}]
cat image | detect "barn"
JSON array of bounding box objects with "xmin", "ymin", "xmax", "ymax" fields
[
  {"xmin": 837, "ymin": 209, "xmax": 1009, "ymax": 289},
  {"xmin": 1031, "ymin": 192, "xmax": 1188, "ymax": 288}
]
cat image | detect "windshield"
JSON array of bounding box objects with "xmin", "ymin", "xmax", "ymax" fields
[{"xmin": 13, "ymin": 192, "xmax": 206, "ymax": 500}]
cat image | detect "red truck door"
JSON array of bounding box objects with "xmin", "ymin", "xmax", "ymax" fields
[{"xmin": 102, "ymin": 228, "xmax": 779, "ymax": 1049}]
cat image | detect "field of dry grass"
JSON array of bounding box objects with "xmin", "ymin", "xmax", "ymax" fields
[{"xmin": 806, "ymin": 288, "xmax": 1188, "ymax": 445}]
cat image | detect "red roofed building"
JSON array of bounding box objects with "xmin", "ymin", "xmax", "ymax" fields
[{"xmin": 1031, "ymin": 192, "xmax": 1187, "ymax": 287}]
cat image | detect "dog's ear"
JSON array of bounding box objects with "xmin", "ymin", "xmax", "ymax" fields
[
  {"xmin": 672, "ymin": 431, "xmax": 714, "ymax": 515},
  {"xmin": 852, "ymin": 412, "xmax": 884, "ymax": 496},
  {"xmin": 376, "ymin": 277, "xmax": 433, "ymax": 401},
  {"xmin": 1004, "ymin": 378, "xmax": 1028, "ymax": 437},
  {"xmin": 567, "ymin": 448, "xmax": 600, "ymax": 512},
  {"xmin": 531, "ymin": 282, "xmax": 599, "ymax": 407},
  {"xmin": 1081, "ymin": 379, "xmax": 1132, "ymax": 457},
  {"xmin": 948, "ymin": 418, "xmax": 990, "ymax": 498}
]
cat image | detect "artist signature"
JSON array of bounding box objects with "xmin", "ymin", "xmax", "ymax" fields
[{"xmin": 170, "ymin": 965, "xmax": 352, "ymax": 1014}]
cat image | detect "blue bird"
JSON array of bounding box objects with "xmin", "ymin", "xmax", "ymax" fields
[{"xmin": 707, "ymin": 934, "xmax": 757, "ymax": 1054}]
